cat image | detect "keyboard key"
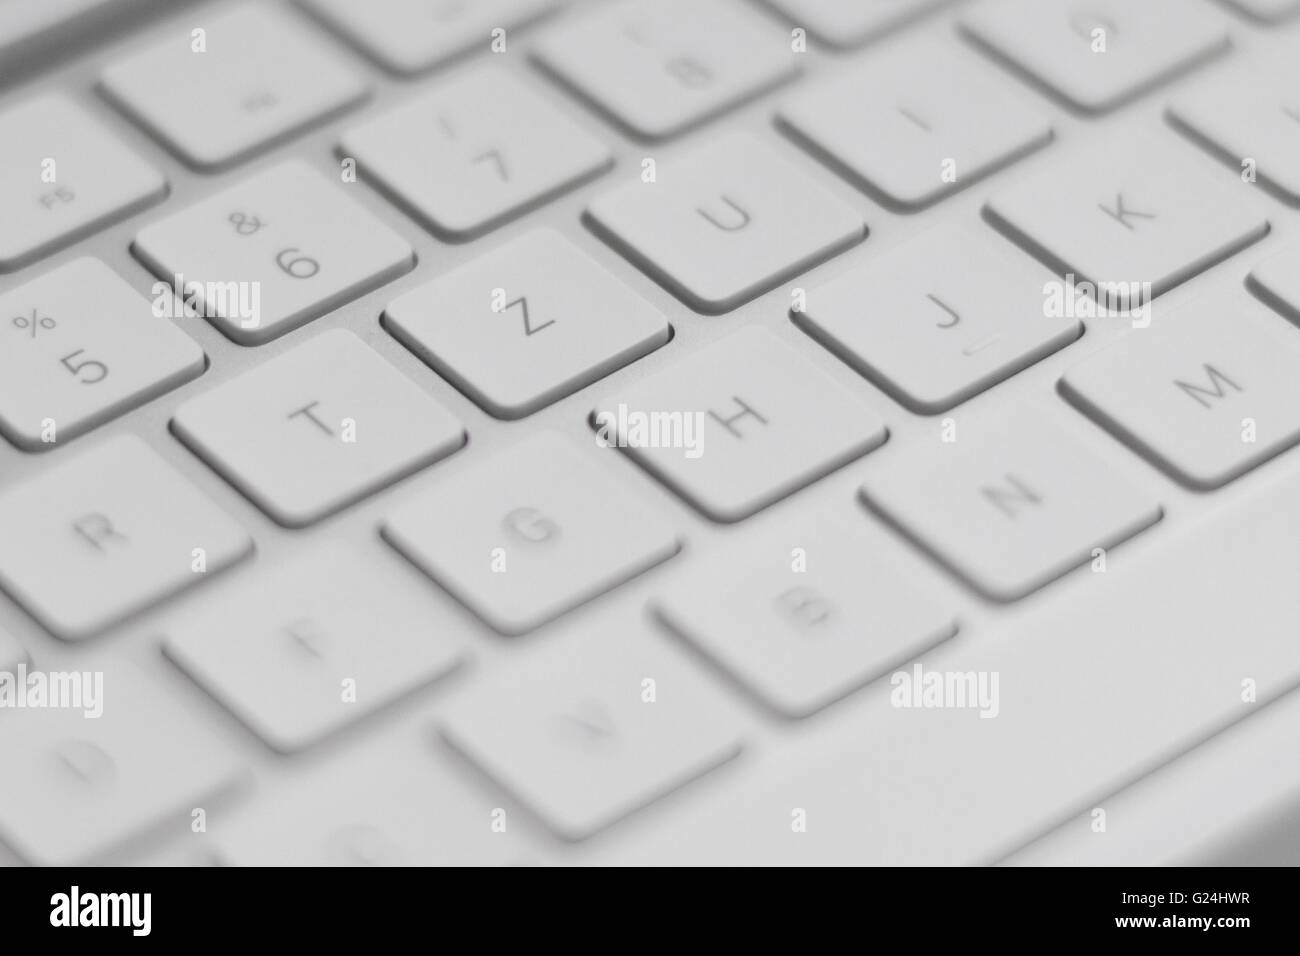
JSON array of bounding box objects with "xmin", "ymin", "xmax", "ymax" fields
[
  {"xmin": 655, "ymin": 514, "xmax": 956, "ymax": 717},
  {"xmin": 0, "ymin": 258, "xmax": 205, "ymax": 451},
  {"xmin": 594, "ymin": 326, "xmax": 887, "ymax": 522},
  {"xmin": 133, "ymin": 161, "xmax": 414, "ymax": 345},
  {"xmin": 587, "ymin": 132, "xmax": 864, "ymax": 313},
  {"xmin": 985, "ymin": 137, "xmax": 1269, "ymax": 309},
  {"xmin": 0, "ymin": 664, "xmax": 242, "ymax": 865},
  {"xmin": 1061, "ymin": 290, "xmax": 1300, "ymax": 489},
  {"xmin": 860, "ymin": 410, "xmax": 1161, "ymax": 601},
  {"xmin": 796, "ymin": 224, "xmax": 1080, "ymax": 413},
  {"xmin": 0, "ymin": 94, "xmax": 164, "ymax": 271},
  {"xmin": 440, "ymin": 625, "xmax": 742, "ymax": 839},
  {"xmin": 961, "ymin": 0, "xmax": 1228, "ymax": 113},
  {"xmin": 173, "ymin": 330, "xmax": 464, "ymax": 528},
  {"xmin": 383, "ymin": 432, "xmax": 679, "ymax": 635},
  {"xmin": 164, "ymin": 543, "xmax": 463, "ymax": 753},
  {"xmin": 100, "ymin": 3, "xmax": 368, "ymax": 169},
  {"xmin": 299, "ymin": 0, "xmax": 555, "ymax": 74},
  {"xmin": 340, "ymin": 69, "xmax": 611, "ymax": 241},
  {"xmin": 533, "ymin": 0, "xmax": 798, "ymax": 140},
  {"xmin": 1218, "ymin": 0, "xmax": 1300, "ymax": 21},
  {"xmin": 0, "ymin": 626, "xmax": 25, "ymax": 672},
  {"xmin": 779, "ymin": 37, "xmax": 1052, "ymax": 210},
  {"xmin": 384, "ymin": 229, "xmax": 669, "ymax": 419},
  {"xmin": 0, "ymin": 436, "xmax": 253, "ymax": 640},
  {"xmin": 760, "ymin": 0, "xmax": 954, "ymax": 48}
]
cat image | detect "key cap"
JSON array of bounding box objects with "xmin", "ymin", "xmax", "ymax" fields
[
  {"xmin": 0, "ymin": 258, "xmax": 205, "ymax": 451},
  {"xmin": 299, "ymin": 0, "xmax": 555, "ymax": 75},
  {"xmin": 133, "ymin": 160, "xmax": 414, "ymax": 345},
  {"xmin": 215, "ymin": 739, "xmax": 531, "ymax": 865},
  {"xmin": 0, "ymin": 435, "xmax": 253, "ymax": 640},
  {"xmin": 0, "ymin": 94, "xmax": 165, "ymax": 272},
  {"xmin": 1218, "ymin": 0, "xmax": 1300, "ymax": 21},
  {"xmin": 1169, "ymin": 61, "xmax": 1300, "ymax": 205},
  {"xmin": 860, "ymin": 409, "xmax": 1161, "ymax": 601},
  {"xmin": 984, "ymin": 137, "xmax": 1269, "ymax": 309},
  {"xmin": 164, "ymin": 543, "xmax": 463, "ymax": 752},
  {"xmin": 384, "ymin": 229, "xmax": 669, "ymax": 419},
  {"xmin": 796, "ymin": 224, "xmax": 1080, "ymax": 413},
  {"xmin": 778, "ymin": 37, "xmax": 1053, "ymax": 209},
  {"xmin": 383, "ymin": 432, "xmax": 680, "ymax": 635},
  {"xmin": 961, "ymin": 0, "xmax": 1228, "ymax": 114},
  {"xmin": 172, "ymin": 329, "xmax": 464, "ymax": 528},
  {"xmin": 587, "ymin": 132, "xmax": 864, "ymax": 313},
  {"xmin": 0, "ymin": 664, "xmax": 242, "ymax": 865},
  {"xmin": 1060, "ymin": 289, "xmax": 1300, "ymax": 489},
  {"xmin": 593, "ymin": 326, "xmax": 887, "ymax": 522},
  {"xmin": 654, "ymin": 514, "xmax": 957, "ymax": 718},
  {"xmin": 100, "ymin": 3, "xmax": 368, "ymax": 170},
  {"xmin": 759, "ymin": 0, "xmax": 954, "ymax": 48},
  {"xmin": 0, "ymin": 626, "xmax": 25, "ymax": 673},
  {"xmin": 340, "ymin": 69, "xmax": 611, "ymax": 241},
  {"xmin": 533, "ymin": 0, "xmax": 798, "ymax": 140},
  {"xmin": 440, "ymin": 622, "xmax": 743, "ymax": 840}
]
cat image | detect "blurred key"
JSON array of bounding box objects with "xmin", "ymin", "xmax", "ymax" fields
[
  {"xmin": 587, "ymin": 132, "xmax": 864, "ymax": 313},
  {"xmin": 133, "ymin": 161, "xmax": 414, "ymax": 345},
  {"xmin": 383, "ymin": 433, "xmax": 679, "ymax": 635},
  {"xmin": 1218, "ymin": 0, "xmax": 1300, "ymax": 21},
  {"xmin": 533, "ymin": 0, "xmax": 798, "ymax": 140},
  {"xmin": 384, "ymin": 229, "xmax": 669, "ymax": 419},
  {"xmin": 1061, "ymin": 290, "xmax": 1300, "ymax": 489},
  {"xmin": 655, "ymin": 514, "xmax": 957, "ymax": 717},
  {"xmin": 0, "ymin": 664, "xmax": 243, "ymax": 865},
  {"xmin": 172, "ymin": 330, "xmax": 464, "ymax": 527},
  {"xmin": 101, "ymin": 3, "xmax": 368, "ymax": 169},
  {"xmin": 778, "ymin": 36, "xmax": 1053, "ymax": 209},
  {"xmin": 0, "ymin": 94, "xmax": 165, "ymax": 272},
  {"xmin": 0, "ymin": 258, "xmax": 204, "ymax": 451},
  {"xmin": 0, "ymin": 1, "xmax": 146, "ymax": 73},
  {"xmin": 796, "ymin": 224, "xmax": 1080, "ymax": 413},
  {"xmin": 760, "ymin": 0, "xmax": 954, "ymax": 48},
  {"xmin": 0, "ymin": 436, "xmax": 253, "ymax": 640},
  {"xmin": 861, "ymin": 410, "xmax": 1162, "ymax": 601},
  {"xmin": 962, "ymin": 0, "xmax": 1228, "ymax": 113},
  {"xmin": 340, "ymin": 69, "xmax": 611, "ymax": 240},
  {"xmin": 164, "ymin": 543, "xmax": 464, "ymax": 752},
  {"xmin": 299, "ymin": 0, "xmax": 555, "ymax": 74},
  {"xmin": 594, "ymin": 326, "xmax": 887, "ymax": 522}
]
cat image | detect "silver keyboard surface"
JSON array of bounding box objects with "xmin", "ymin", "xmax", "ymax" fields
[{"xmin": 4, "ymin": 0, "xmax": 1300, "ymax": 866}]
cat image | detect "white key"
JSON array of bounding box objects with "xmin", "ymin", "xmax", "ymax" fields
[
  {"xmin": 215, "ymin": 740, "xmax": 531, "ymax": 865},
  {"xmin": 0, "ymin": 258, "xmax": 205, "ymax": 451},
  {"xmin": 796, "ymin": 224, "xmax": 1080, "ymax": 413},
  {"xmin": 1218, "ymin": 0, "xmax": 1300, "ymax": 21},
  {"xmin": 383, "ymin": 432, "xmax": 680, "ymax": 635},
  {"xmin": 440, "ymin": 623, "xmax": 742, "ymax": 839},
  {"xmin": 961, "ymin": 0, "xmax": 1228, "ymax": 113},
  {"xmin": 593, "ymin": 326, "xmax": 887, "ymax": 522},
  {"xmin": 1169, "ymin": 62, "xmax": 1300, "ymax": 205},
  {"xmin": 778, "ymin": 37, "xmax": 1053, "ymax": 209},
  {"xmin": 760, "ymin": 0, "xmax": 954, "ymax": 48},
  {"xmin": 533, "ymin": 0, "xmax": 798, "ymax": 140},
  {"xmin": 0, "ymin": 626, "xmax": 25, "ymax": 672},
  {"xmin": 985, "ymin": 137, "xmax": 1269, "ymax": 308},
  {"xmin": 164, "ymin": 543, "xmax": 463, "ymax": 752},
  {"xmin": 0, "ymin": 94, "xmax": 164, "ymax": 271},
  {"xmin": 1061, "ymin": 290, "xmax": 1300, "ymax": 489},
  {"xmin": 587, "ymin": 132, "xmax": 864, "ymax": 313},
  {"xmin": 384, "ymin": 229, "xmax": 669, "ymax": 419},
  {"xmin": 133, "ymin": 160, "xmax": 414, "ymax": 345},
  {"xmin": 860, "ymin": 410, "xmax": 1161, "ymax": 601},
  {"xmin": 340, "ymin": 69, "xmax": 611, "ymax": 240},
  {"xmin": 655, "ymin": 515, "xmax": 957, "ymax": 718},
  {"xmin": 0, "ymin": 664, "xmax": 242, "ymax": 865},
  {"xmin": 0, "ymin": 436, "xmax": 253, "ymax": 640},
  {"xmin": 100, "ymin": 3, "xmax": 368, "ymax": 169},
  {"xmin": 299, "ymin": 0, "xmax": 556, "ymax": 75},
  {"xmin": 173, "ymin": 330, "xmax": 464, "ymax": 528}
]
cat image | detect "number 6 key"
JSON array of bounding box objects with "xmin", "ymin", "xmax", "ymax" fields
[{"xmin": 132, "ymin": 160, "xmax": 414, "ymax": 345}]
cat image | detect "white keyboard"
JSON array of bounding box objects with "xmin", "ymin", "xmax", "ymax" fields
[{"xmin": 3, "ymin": 0, "xmax": 1300, "ymax": 867}]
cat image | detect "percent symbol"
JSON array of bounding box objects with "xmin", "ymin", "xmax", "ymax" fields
[{"xmin": 12, "ymin": 310, "xmax": 56, "ymax": 338}]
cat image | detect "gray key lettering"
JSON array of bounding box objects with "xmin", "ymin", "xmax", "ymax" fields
[
  {"xmin": 503, "ymin": 506, "xmax": 559, "ymax": 544},
  {"xmin": 288, "ymin": 400, "xmax": 333, "ymax": 436},
  {"xmin": 775, "ymin": 586, "xmax": 832, "ymax": 627},
  {"xmin": 981, "ymin": 474, "xmax": 1043, "ymax": 518},
  {"xmin": 1098, "ymin": 193, "xmax": 1156, "ymax": 230},
  {"xmin": 1174, "ymin": 364, "xmax": 1242, "ymax": 408},
  {"xmin": 696, "ymin": 196, "xmax": 752, "ymax": 232},
  {"xmin": 927, "ymin": 293, "xmax": 961, "ymax": 328},
  {"xmin": 707, "ymin": 396, "xmax": 768, "ymax": 438},
  {"xmin": 72, "ymin": 513, "xmax": 128, "ymax": 552}
]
